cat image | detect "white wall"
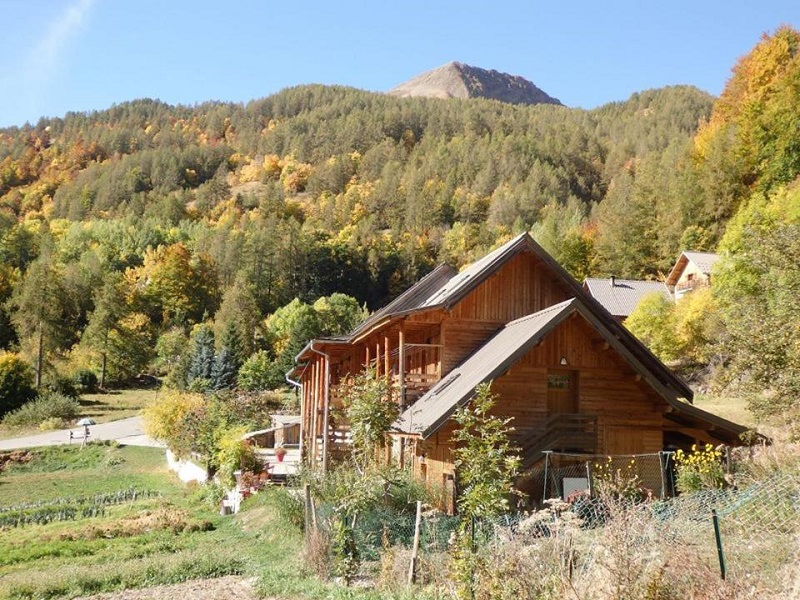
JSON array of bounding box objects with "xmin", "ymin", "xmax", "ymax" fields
[{"xmin": 166, "ymin": 449, "xmax": 208, "ymax": 483}]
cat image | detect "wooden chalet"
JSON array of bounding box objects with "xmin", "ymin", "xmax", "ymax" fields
[
  {"xmin": 666, "ymin": 251, "xmax": 720, "ymax": 300},
  {"xmin": 289, "ymin": 233, "xmax": 748, "ymax": 502}
]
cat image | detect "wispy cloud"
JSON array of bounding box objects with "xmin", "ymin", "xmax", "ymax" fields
[
  {"xmin": 29, "ymin": 0, "xmax": 95, "ymax": 81},
  {"xmin": 15, "ymin": 0, "xmax": 96, "ymax": 121}
]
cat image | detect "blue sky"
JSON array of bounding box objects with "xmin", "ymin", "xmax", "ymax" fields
[{"xmin": 0, "ymin": 0, "xmax": 797, "ymax": 127}]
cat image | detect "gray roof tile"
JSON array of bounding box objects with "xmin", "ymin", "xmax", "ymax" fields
[
  {"xmin": 394, "ymin": 299, "xmax": 576, "ymax": 437},
  {"xmin": 682, "ymin": 251, "xmax": 720, "ymax": 274},
  {"xmin": 583, "ymin": 278, "xmax": 671, "ymax": 318}
]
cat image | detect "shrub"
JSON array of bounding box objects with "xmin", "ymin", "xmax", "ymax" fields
[
  {"xmin": 0, "ymin": 352, "xmax": 36, "ymax": 417},
  {"xmin": 44, "ymin": 375, "xmax": 79, "ymax": 398},
  {"xmin": 215, "ymin": 425, "xmax": 258, "ymax": 486},
  {"xmin": 2, "ymin": 392, "xmax": 81, "ymax": 427},
  {"xmin": 39, "ymin": 416, "xmax": 67, "ymax": 430},
  {"xmin": 335, "ymin": 368, "xmax": 399, "ymax": 468},
  {"xmin": 237, "ymin": 350, "xmax": 273, "ymax": 392},
  {"xmin": 73, "ymin": 369, "xmax": 99, "ymax": 394},
  {"xmin": 142, "ymin": 390, "xmax": 204, "ymax": 451}
]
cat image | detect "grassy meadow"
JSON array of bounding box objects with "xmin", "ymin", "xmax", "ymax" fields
[
  {"xmin": 0, "ymin": 389, "xmax": 156, "ymax": 439},
  {"xmin": 0, "ymin": 443, "xmax": 430, "ymax": 600}
]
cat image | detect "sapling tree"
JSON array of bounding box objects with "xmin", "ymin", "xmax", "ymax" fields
[
  {"xmin": 452, "ymin": 382, "xmax": 521, "ymax": 519},
  {"xmin": 451, "ymin": 381, "xmax": 521, "ymax": 599},
  {"xmin": 337, "ymin": 368, "xmax": 398, "ymax": 472}
]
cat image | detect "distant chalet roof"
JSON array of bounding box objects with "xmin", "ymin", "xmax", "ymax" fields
[
  {"xmin": 392, "ymin": 297, "xmax": 748, "ymax": 444},
  {"xmin": 666, "ymin": 251, "xmax": 721, "ymax": 287},
  {"xmin": 583, "ymin": 278, "xmax": 671, "ymax": 318}
]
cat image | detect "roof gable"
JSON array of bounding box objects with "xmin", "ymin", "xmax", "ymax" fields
[
  {"xmin": 666, "ymin": 251, "xmax": 720, "ymax": 287},
  {"xmin": 344, "ymin": 232, "xmax": 568, "ymax": 341},
  {"xmin": 394, "ymin": 299, "xmax": 577, "ymax": 437},
  {"xmin": 393, "ymin": 296, "xmax": 747, "ymax": 443}
]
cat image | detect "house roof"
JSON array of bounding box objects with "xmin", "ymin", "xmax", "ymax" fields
[
  {"xmin": 350, "ymin": 233, "xmax": 542, "ymax": 338},
  {"xmin": 297, "ymin": 232, "xmax": 694, "ymax": 397},
  {"xmin": 583, "ymin": 278, "xmax": 671, "ymax": 318},
  {"xmin": 393, "ymin": 297, "xmax": 749, "ymax": 444},
  {"xmin": 666, "ymin": 251, "xmax": 721, "ymax": 287},
  {"xmin": 297, "ymin": 234, "xmax": 555, "ymax": 358},
  {"xmin": 348, "ymin": 263, "xmax": 457, "ymax": 338},
  {"xmin": 422, "ymin": 233, "xmax": 538, "ymax": 310},
  {"xmin": 394, "ymin": 299, "xmax": 576, "ymax": 438}
]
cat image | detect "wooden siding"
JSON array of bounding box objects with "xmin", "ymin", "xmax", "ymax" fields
[
  {"xmin": 449, "ymin": 252, "xmax": 570, "ymax": 322},
  {"xmin": 442, "ymin": 251, "xmax": 571, "ymax": 372},
  {"xmin": 417, "ymin": 315, "xmax": 669, "ymax": 477}
]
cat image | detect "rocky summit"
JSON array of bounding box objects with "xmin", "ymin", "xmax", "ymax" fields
[{"xmin": 388, "ymin": 61, "xmax": 562, "ymax": 106}]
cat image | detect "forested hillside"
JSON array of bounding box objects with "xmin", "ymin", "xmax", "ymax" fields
[{"xmin": 0, "ymin": 27, "xmax": 798, "ymax": 405}]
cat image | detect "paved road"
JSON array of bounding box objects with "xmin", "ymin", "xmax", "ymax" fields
[{"xmin": 0, "ymin": 416, "xmax": 162, "ymax": 450}]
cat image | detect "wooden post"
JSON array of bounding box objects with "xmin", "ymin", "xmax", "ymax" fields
[
  {"xmin": 310, "ymin": 361, "xmax": 319, "ymax": 468},
  {"xmin": 365, "ymin": 346, "xmax": 370, "ymax": 371},
  {"xmin": 322, "ymin": 354, "xmax": 330, "ymax": 474},
  {"xmin": 408, "ymin": 500, "xmax": 423, "ymax": 584},
  {"xmin": 384, "ymin": 335, "xmax": 391, "ymax": 380},
  {"xmin": 398, "ymin": 327, "xmax": 406, "ymax": 407},
  {"xmin": 304, "ymin": 484, "xmax": 313, "ymax": 545},
  {"xmin": 376, "ymin": 342, "xmax": 381, "ymax": 376}
]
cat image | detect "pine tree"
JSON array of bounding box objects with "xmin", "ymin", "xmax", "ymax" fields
[
  {"xmin": 211, "ymin": 322, "xmax": 243, "ymax": 390},
  {"xmin": 211, "ymin": 347, "xmax": 238, "ymax": 390},
  {"xmin": 186, "ymin": 325, "xmax": 215, "ymax": 388}
]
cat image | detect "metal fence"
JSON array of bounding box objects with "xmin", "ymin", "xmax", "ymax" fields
[
  {"xmin": 534, "ymin": 451, "xmax": 677, "ymax": 502},
  {"xmin": 305, "ymin": 468, "xmax": 800, "ymax": 594}
]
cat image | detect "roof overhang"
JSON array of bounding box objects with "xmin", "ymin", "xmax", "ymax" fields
[{"xmin": 393, "ymin": 296, "xmax": 748, "ymax": 444}]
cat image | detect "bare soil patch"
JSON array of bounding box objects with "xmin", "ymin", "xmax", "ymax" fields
[{"xmin": 75, "ymin": 576, "xmax": 263, "ymax": 600}]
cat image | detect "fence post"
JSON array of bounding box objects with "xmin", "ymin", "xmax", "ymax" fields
[
  {"xmin": 304, "ymin": 484, "xmax": 313, "ymax": 545},
  {"xmin": 407, "ymin": 500, "xmax": 423, "ymax": 584},
  {"xmin": 470, "ymin": 516, "xmax": 476, "ymax": 600},
  {"xmin": 542, "ymin": 451, "xmax": 552, "ymax": 502},
  {"xmin": 658, "ymin": 451, "xmax": 668, "ymax": 499},
  {"xmin": 711, "ymin": 509, "xmax": 727, "ymax": 580},
  {"xmin": 585, "ymin": 461, "xmax": 593, "ymax": 497}
]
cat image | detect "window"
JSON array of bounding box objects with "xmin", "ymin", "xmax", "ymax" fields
[{"xmin": 547, "ymin": 374, "xmax": 572, "ymax": 390}]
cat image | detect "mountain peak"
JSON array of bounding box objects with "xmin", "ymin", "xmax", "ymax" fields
[{"xmin": 389, "ymin": 62, "xmax": 562, "ymax": 106}]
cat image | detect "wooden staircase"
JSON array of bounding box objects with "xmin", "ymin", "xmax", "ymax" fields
[{"xmin": 515, "ymin": 414, "xmax": 598, "ymax": 470}]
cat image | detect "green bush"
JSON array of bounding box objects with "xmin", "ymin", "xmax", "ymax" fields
[
  {"xmin": 44, "ymin": 375, "xmax": 79, "ymax": 398},
  {"xmin": 2, "ymin": 392, "xmax": 81, "ymax": 427},
  {"xmin": 237, "ymin": 350, "xmax": 273, "ymax": 391},
  {"xmin": 38, "ymin": 416, "xmax": 67, "ymax": 430},
  {"xmin": 0, "ymin": 352, "xmax": 36, "ymax": 417},
  {"xmin": 74, "ymin": 369, "xmax": 99, "ymax": 393}
]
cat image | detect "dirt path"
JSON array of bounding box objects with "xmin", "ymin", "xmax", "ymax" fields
[
  {"xmin": 75, "ymin": 576, "xmax": 265, "ymax": 600},
  {"xmin": 0, "ymin": 416, "xmax": 161, "ymax": 450}
]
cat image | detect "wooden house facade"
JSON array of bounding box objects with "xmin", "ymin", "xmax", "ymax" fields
[
  {"xmin": 666, "ymin": 251, "xmax": 721, "ymax": 300},
  {"xmin": 289, "ymin": 234, "xmax": 747, "ymax": 501}
]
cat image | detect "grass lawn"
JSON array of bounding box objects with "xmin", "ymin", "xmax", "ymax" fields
[
  {"xmin": 0, "ymin": 388, "xmax": 157, "ymax": 439},
  {"xmin": 0, "ymin": 444, "xmax": 431, "ymax": 600},
  {"xmin": 78, "ymin": 388, "xmax": 159, "ymax": 423},
  {"xmin": 693, "ymin": 393, "xmax": 759, "ymax": 428}
]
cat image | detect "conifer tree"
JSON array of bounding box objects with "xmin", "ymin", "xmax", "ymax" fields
[{"xmin": 186, "ymin": 325, "xmax": 215, "ymax": 388}]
